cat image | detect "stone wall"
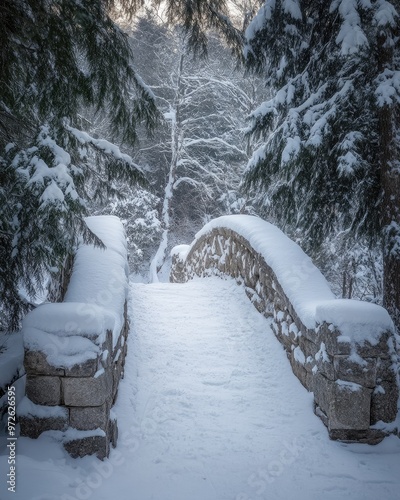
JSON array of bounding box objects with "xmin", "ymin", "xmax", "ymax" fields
[
  {"xmin": 19, "ymin": 216, "xmax": 129, "ymax": 459},
  {"xmin": 171, "ymin": 224, "xmax": 399, "ymax": 444},
  {"xmin": 19, "ymin": 305, "xmax": 128, "ymax": 459}
]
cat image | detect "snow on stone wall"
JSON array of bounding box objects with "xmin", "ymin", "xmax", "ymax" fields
[
  {"xmin": 170, "ymin": 215, "xmax": 399, "ymax": 443},
  {"xmin": 20, "ymin": 215, "xmax": 129, "ymax": 459}
]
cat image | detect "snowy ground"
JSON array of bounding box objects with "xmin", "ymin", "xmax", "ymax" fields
[{"xmin": 1, "ymin": 277, "xmax": 400, "ymax": 500}]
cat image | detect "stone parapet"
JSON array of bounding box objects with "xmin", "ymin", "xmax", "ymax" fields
[
  {"xmin": 19, "ymin": 216, "xmax": 129, "ymax": 459},
  {"xmin": 171, "ymin": 219, "xmax": 399, "ymax": 443}
]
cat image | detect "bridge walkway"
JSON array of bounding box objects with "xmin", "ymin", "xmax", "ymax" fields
[{"xmin": 111, "ymin": 277, "xmax": 399, "ymax": 500}]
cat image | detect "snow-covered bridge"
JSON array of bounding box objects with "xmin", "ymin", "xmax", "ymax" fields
[
  {"xmin": 5, "ymin": 214, "xmax": 400, "ymax": 499},
  {"xmin": 3, "ymin": 274, "xmax": 400, "ymax": 500},
  {"xmin": 171, "ymin": 215, "xmax": 398, "ymax": 444}
]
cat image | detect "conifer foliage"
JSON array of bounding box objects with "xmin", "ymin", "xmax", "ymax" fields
[
  {"xmin": 243, "ymin": 0, "xmax": 400, "ymax": 329},
  {"xmin": 0, "ymin": 0, "xmax": 163, "ymax": 329}
]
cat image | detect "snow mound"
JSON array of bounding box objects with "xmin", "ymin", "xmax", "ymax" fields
[
  {"xmin": 22, "ymin": 302, "xmax": 108, "ymax": 368},
  {"xmin": 22, "ymin": 302, "xmax": 115, "ymax": 339},
  {"xmin": 170, "ymin": 244, "xmax": 190, "ymax": 261},
  {"xmin": 315, "ymin": 299, "xmax": 394, "ymax": 344},
  {"xmin": 18, "ymin": 396, "xmax": 68, "ymax": 419},
  {"xmin": 22, "ymin": 216, "xmax": 129, "ymax": 365},
  {"xmin": 64, "ymin": 215, "xmax": 129, "ymax": 346}
]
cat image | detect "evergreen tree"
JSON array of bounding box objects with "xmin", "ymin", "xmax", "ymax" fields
[
  {"xmin": 0, "ymin": 0, "xmax": 159, "ymax": 329},
  {"xmin": 98, "ymin": 185, "xmax": 162, "ymax": 276},
  {"xmin": 0, "ymin": 0, "xmax": 241, "ymax": 329},
  {"xmin": 243, "ymin": 0, "xmax": 400, "ymax": 328}
]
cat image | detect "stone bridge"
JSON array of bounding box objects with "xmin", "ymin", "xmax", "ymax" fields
[{"xmin": 171, "ymin": 215, "xmax": 399, "ymax": 444}]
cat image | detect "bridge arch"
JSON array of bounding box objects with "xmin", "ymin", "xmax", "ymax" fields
[{"xmin": 171, "ymin": 215, "xmax": 398, "ymax": 443}]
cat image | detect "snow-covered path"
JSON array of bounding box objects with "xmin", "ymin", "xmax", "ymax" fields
[
  {"xmin": 118, "ymin": 278, "xmax": 400, "ymax": 500},
  {"xmin": 1, "ymin": 277, "xmax": 400, "ymax": 500}
]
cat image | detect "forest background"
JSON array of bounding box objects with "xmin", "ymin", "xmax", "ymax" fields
[{"xmin": 0, "ymin": 0, "xmax": 399, "ymax": 333}]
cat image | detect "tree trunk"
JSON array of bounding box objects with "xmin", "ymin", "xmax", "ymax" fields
[
  {"xmin": 149, "ymin": 53, "xmax": 184, "ymax": 282},
  {"xmin": 381, "ymin": 110, "xmax": 400, "ymax": 331},
  {"xmin": 378, "ymin": 30, "xmax": 400, "ymax": 332}
]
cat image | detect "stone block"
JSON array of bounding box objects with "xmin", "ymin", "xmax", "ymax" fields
[
  {"xmin": 356, "ymin": 331, "xmax": 392, "ymax": 358},
  {"xmin": 283, "ymin": 319, "xmax": 300, "ymax": 346},
  {"xmin": 314, "ymin": 348, "xmax": 335, "ymax": 381},
  {"xmin": 113, "ymin": 360, "xmax": 124, "ymax": 396},
  {"xmin": 252, "ymin": 298, "xmax": 266, "ymax": 315},
  {"xmin": 376, "ymin": 358, "xmax": 398, "ymax": 383},
  {"xmin": 112, "ymin": 335, "xmax": 122, "ymax": 363},
  {"xmin": 64, "ymin": 434, "xmax": 109, "ymax": 460},
  {"xmin": 301, "ymin": 324, "xmax": 317, "ymax": 343},
  {"xmin": 20, "ymin": 414, "xmax": 68, "ymax": 439},
  {"xmin": 370, "ymin": 380, "xmax": 399, "ymax": 424},
  {"xmin": 64, "ymin": 357, "xmax": 99, "ymax": 377},
  {"xmin": 319, "ymin": 325, "xmax": 352, "ymax": 356},
  {"xmin": 101, "ymin": 330, "xmax": 113, "ymax": 361},
  {"xmin": 329, "ymin": 381, "xmax": 372, "ymax": 431},
  {"xmin": 313, "ymin": 373, "xmax": 371, "ymax": 431},
  {"xmin": 122, "ymin": 341, "xmax": 128, "ymax": 364},
  {"xmin": 299, "ymin": 337, "xmax": 319, "ymax": 359},
  {"xmin": 305, "ymin": 371, "xmax": 314, "ymax": 391},
  {"xmin": 26, "ymin": 376, "xmax": 61, "ymax": 405},
  {"xmin": 24, "ymin": 350, "xmax": 64, "ymax": 376},
  {"xmin": 313, "ymin": 372, "xmax": 334, "ymax": 417},
  {"xmin": 62, "ymin": 370, "xmax": 113, "ymax": 406},
  {"xmin": 69, "ymin": 403, "xmax": 108, "ymax": 431},
  {"xmin": 334, "ymin": 355, "xmax": 377, "ymax": 388},
  {"xmin": 100, "ymin": 348, "xmax": 111, "ymax": 370},
  {"xmin": 279, "ymin": 323, "xmax": 294, "ymax": 351},
  {"xmin": 329, "ymin": 428, "xmax": 385, "ymax": 444},
  {"xmin": 289, "ymin": 352, "xmax": 309, "ymax": 390},
  {"xmin": 314, "ymin": 404, "xmax": 328, "ymax": 427},
  {"xmin": 299, "ymin": 337, "xmax": 318, "ymax": 375}
]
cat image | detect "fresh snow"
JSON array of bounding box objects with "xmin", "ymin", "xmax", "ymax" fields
[
  {"xmin": 22, "ymin": 302, "xmax": 116, "ymax": 340},
  {"xmin": 64, "ymin": 215, "xmax": 129, "ymax": 346},
  {"xmin": 282, "ymin": 0, "xmax": 302, "ymax": 20},
  {"xmin": 334, "ymin": 0, "xmax": 369, "ymax": 55},
  {"xmin": 170, "ymin": 244, "xmax": 190, "ymax": 261},
  {"xmin": 17, "ymin": 397, "xmax": 68, "ymax": 420},
  {"xmin": 66, "ymin": 126, "xmax": 144, "ymax": 173},
  {"xmin": 20, "ymin": 215, "xmax": 129, "ymax": 371},
  {"xmin": 374, "ymin": 0, "xmax": 399, "ymax": 26},
  {"xmin": 244, "ymin": 0, "xmax": 277, "ymax": 56},
  {"xmin": 21, "ymin": 302, "xmax": 115, "ymax": 368},
  {"xmin": 2, "ymin": 277, "xmax": 399, "ymax": 500},
  {"xmin": 336, "ymin": 380, "xmax": 363, "ymax": 392},
  {"xmin": 315, "ymin": 299, "xmax": 394, "ymax": 344}
]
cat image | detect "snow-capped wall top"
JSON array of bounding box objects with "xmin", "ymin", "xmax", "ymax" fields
[
  {"xmin": 84, "ymin": 215, "xmax": 128, "ymax": 260},
  {"xmin": 315, "ymin": 299, "xmax": 394, "ymax": 345},
  {"xmin": 22, "ymin": 302, "xmax": 114, "ymax": 368},
  {"xmin": 64, "ymin": 215, "xmax": 129, "ymax": 346},
  {"xmin": 23, "ymin": 302, "xmax": 115, "ymax": 339},
  {"xmin": 170, "ymin": 244, "xmax": 190, "ymax": 260},
  {"xmin": 22, "ymin": 216, "xmax": 129, "ymax": 365},
  {"xmin": 189, "ymin": 215, "xmax": 394, "ymax": 337}
]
